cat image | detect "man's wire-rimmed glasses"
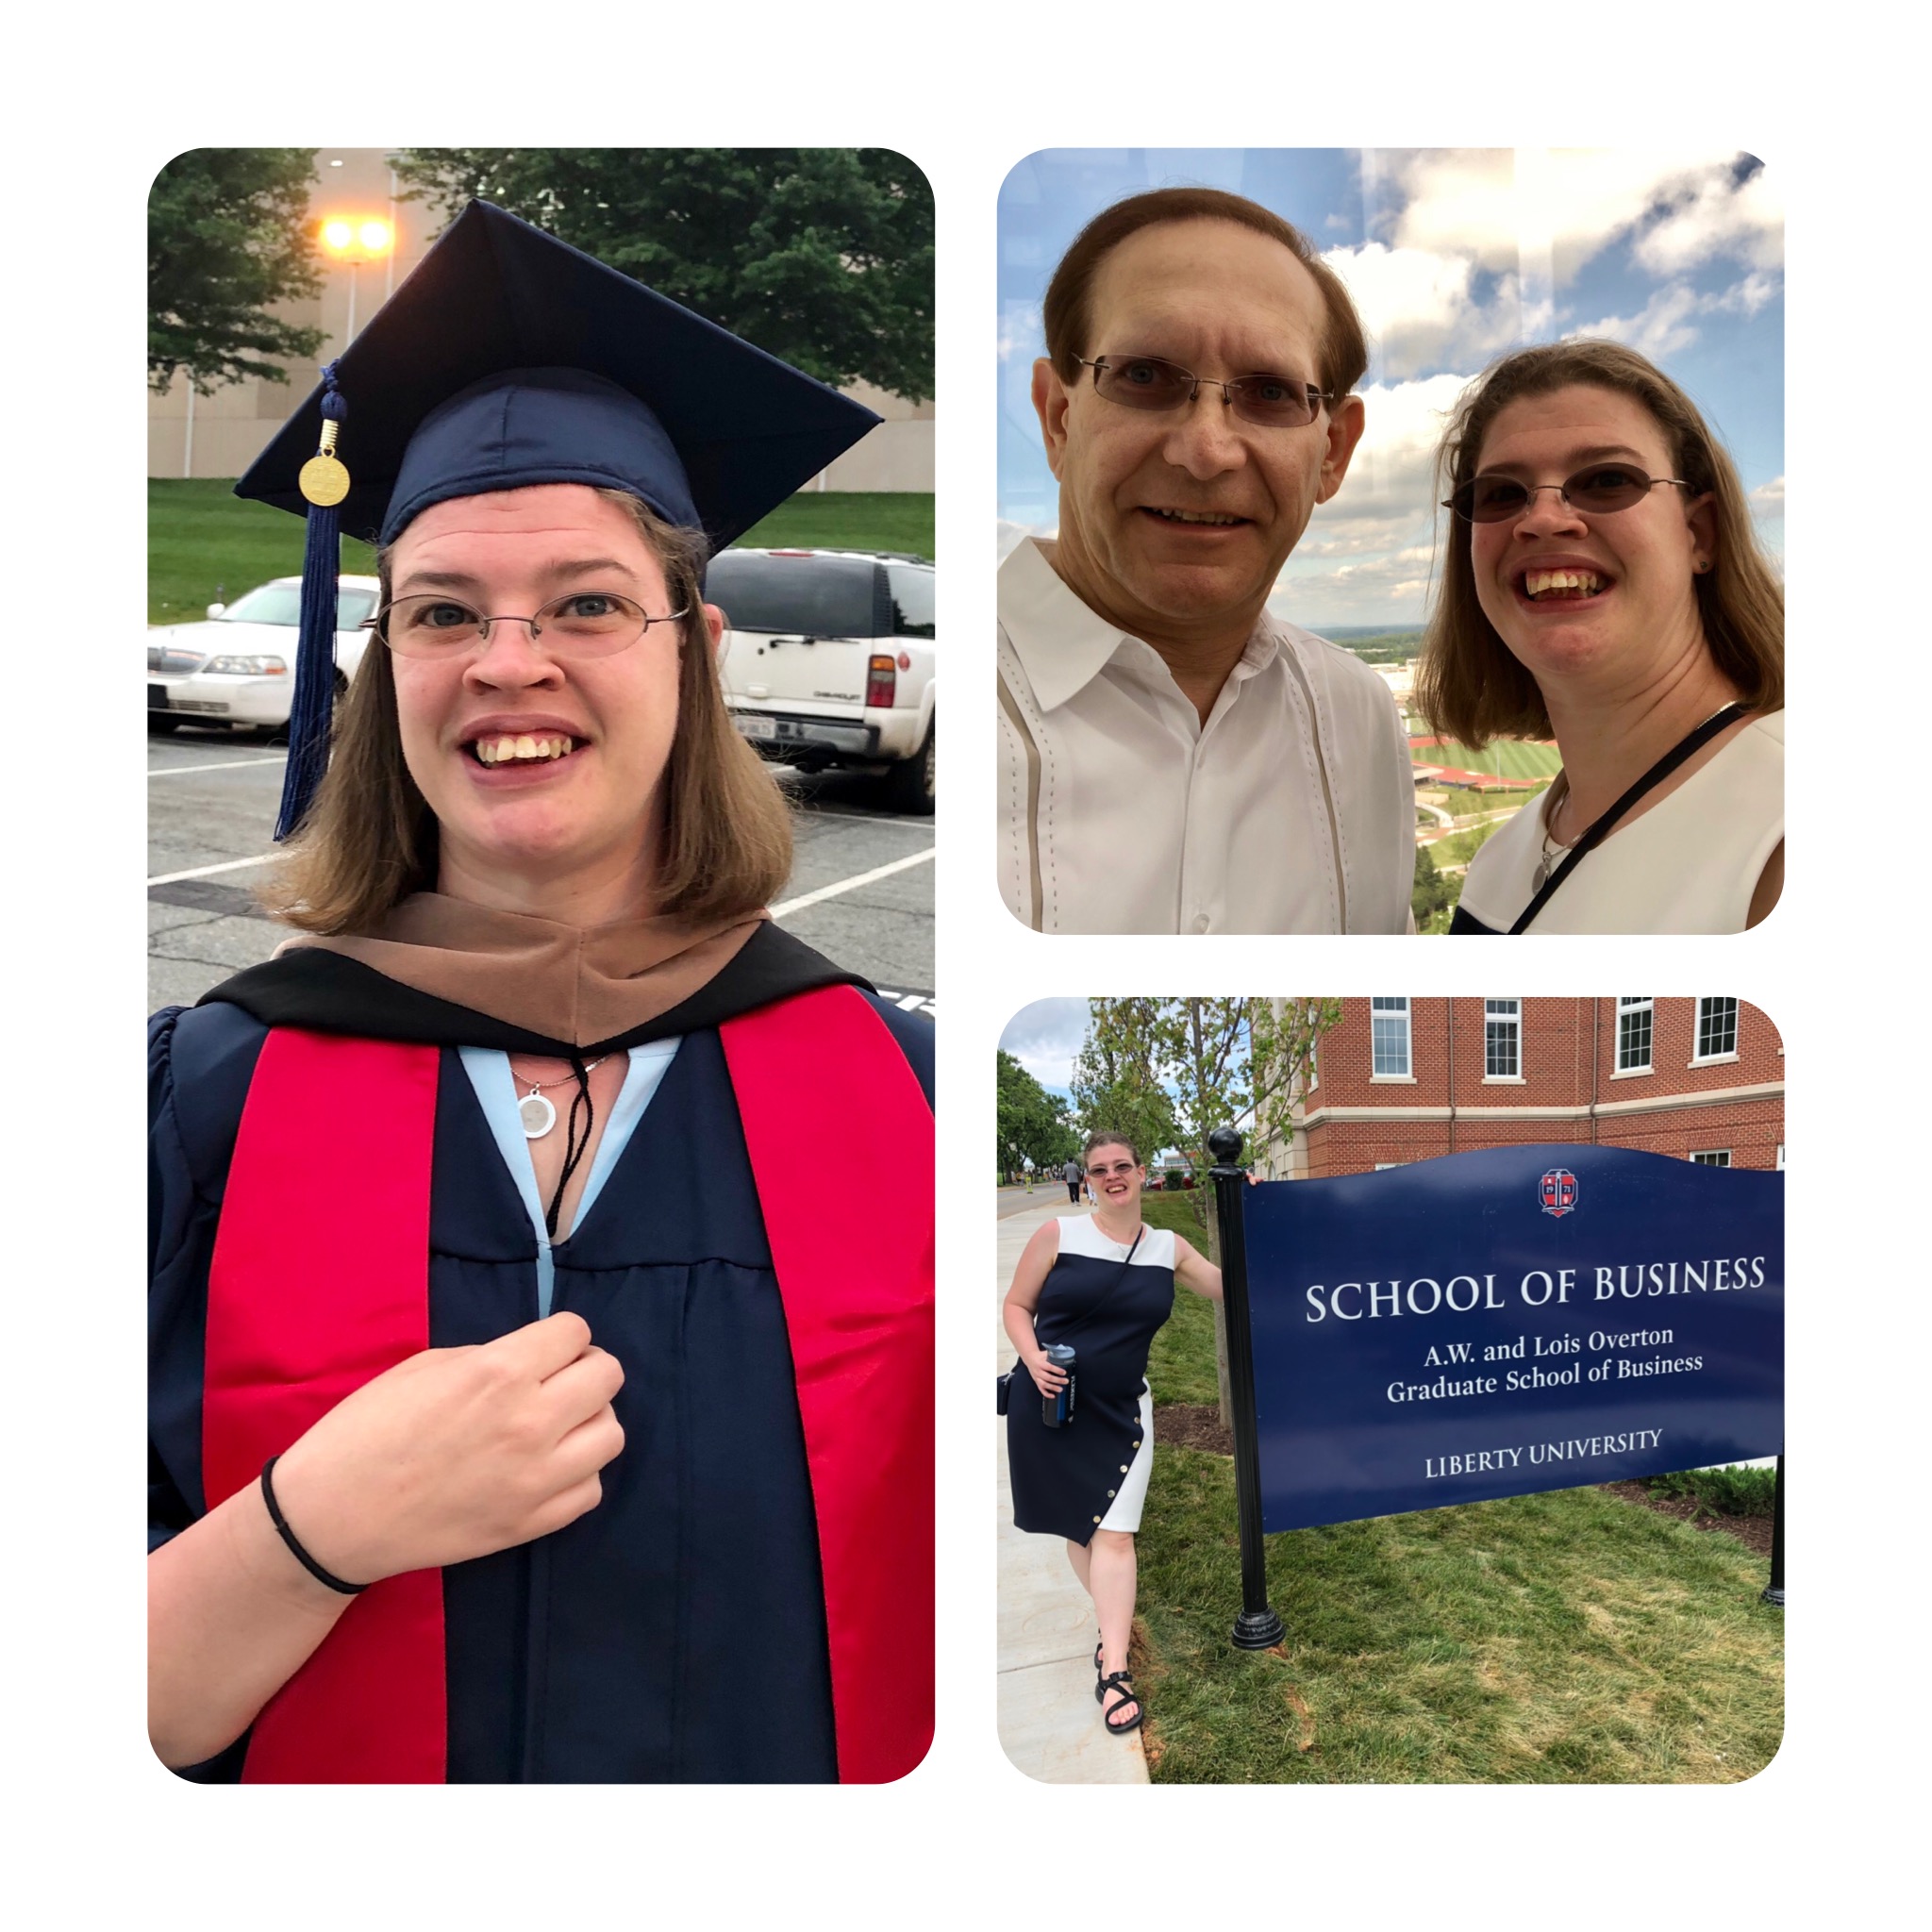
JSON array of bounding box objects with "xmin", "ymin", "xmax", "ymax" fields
[
  {"xmin": 370, "ymin": 591, "xmax": 690, "ymax": 659},
  {"xmin": 1076, "ymin": 355, "xmax": 1332, "ymax": 428}
]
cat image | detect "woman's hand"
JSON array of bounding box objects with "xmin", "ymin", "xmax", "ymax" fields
[
  {"xmin": 269, "ymin": 1312, "xmax": 625, "ymax": 1585},
  {"xmin": 1026, "ymin": 1348, "xmax": 1070, "ymax": 1395}
]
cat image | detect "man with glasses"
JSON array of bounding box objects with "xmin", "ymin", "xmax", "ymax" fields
[{"xmin": 998, "ymin": 187, "xmax": 1415, "ymax": 934}]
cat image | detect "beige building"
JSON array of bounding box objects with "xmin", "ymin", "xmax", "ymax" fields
[{"xmin": 149, "ymin": 149, "xmax": 933, "ymax": 493}]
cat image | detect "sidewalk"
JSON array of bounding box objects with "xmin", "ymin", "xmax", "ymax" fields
[{"xmin": 995, "ymin": 1200, "xmax": 1149, "ymax": 1784}]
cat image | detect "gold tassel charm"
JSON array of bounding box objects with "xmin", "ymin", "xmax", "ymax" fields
[{"xmin": 298, "ymin": 416, "xmax": 351, "ymax": 508}]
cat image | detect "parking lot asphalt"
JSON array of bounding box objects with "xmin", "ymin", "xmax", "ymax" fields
[{"xmin": 146, "ymin": 729, "xmax": 935, "ymax": 1017}]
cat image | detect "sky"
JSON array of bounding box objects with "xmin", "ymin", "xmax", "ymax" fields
[
  {"xmin": 999, "ymin": 997, "xmax": 1090, "ymax": 1096},
  {"xmin": 996, "ymin": 149, "xmax": 1783, "ymax": 632}
]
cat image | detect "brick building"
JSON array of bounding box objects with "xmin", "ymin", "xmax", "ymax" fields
[{"xmin": 1265, "ymin": 998, "xmax": 1782, "ymax": 1178}]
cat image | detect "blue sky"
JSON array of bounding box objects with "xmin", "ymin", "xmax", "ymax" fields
[{"xmin": 997, "ymin": 149, "xmax": 1783, "ymax": 631}]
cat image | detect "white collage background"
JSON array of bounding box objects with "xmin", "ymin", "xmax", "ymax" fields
[{"xmin": 22, "ymin": 7, "xmax": 1922, "ymax": 1925}]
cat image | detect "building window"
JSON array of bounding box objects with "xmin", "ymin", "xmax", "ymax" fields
[
  {"xmin": 1371, "ymin": 997, "xmax": 1411, "ymax": 1078},
  {"xmin": 1694, "ymin": 997, "xmax": 1740, "ymax": 1062},
  {"xmin": 1690, "ymin": 1150, "xmax": 1732, "ymax": 1167},
  {"xmin": 1484, "ymin": 998, "xmax": 1521, "ymax": 1079},
  {"xmin": 1616, "ymin": 997, "xmax": 1653, "ymax": 1074}
]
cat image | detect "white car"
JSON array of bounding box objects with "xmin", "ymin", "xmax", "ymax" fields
[
  {"xmin": 147, "ymin": 575, "xmax": 380, "ymax": 735},
  {"xmin": 708, "ymin": 548, "xmax": 935, "ymax": 814}
]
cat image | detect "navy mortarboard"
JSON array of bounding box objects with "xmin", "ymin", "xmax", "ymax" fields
[{"xmin": 236, "ymin": 199, "xmax": 880, "ymax": 838}]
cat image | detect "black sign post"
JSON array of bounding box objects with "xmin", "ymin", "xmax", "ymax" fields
[
  {"xmin": 1209, "ymin": 1127, "xmax": 1285, "ymax": 1651},
  {"xmin": 1760, "ymin": 1452, "xmax": 1784, "ymax": 1607}
]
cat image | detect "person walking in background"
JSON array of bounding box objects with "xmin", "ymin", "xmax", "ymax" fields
[{"xmin": 1063, "ymin": 1156, "xmax": 1084, "ymax": 1205}]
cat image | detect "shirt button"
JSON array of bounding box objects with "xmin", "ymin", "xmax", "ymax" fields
[
  {"xmin": 1191, "ymin": 913, "xmax": 1209, "ymax": 934},
  {"xmin": 1120, "ymin": 1464, "xmax": 1129, "ymax": 1473},
  {"xmin": 1092, "ymin": 1515, "xmax": 1102, "ymax": 1524},
  {"xmin": 1108, "ymin": 1489, "xmax": 1117, "ymax": 1498}
]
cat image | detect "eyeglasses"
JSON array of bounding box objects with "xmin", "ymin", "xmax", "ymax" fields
[
  {"xmin": 1086, "ymin": 1160, "xmax": 1139, "ymax": 1179},
  {"xmin": 1076, "ymin": 356, "xmax": 1331, "ymax": 428},
  {"xmin": 370, "ymin": 591, "xmax": 690, "ymax": 659},
  {"xmin": 1444, "ymin": 464, "xmax": 1694, "ymax": 525}
]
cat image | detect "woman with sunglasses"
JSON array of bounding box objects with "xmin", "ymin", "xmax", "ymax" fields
[
  {"xmin": 147, "ymin": 205, "xmax": 934, "ymax": 1785},
  {"xmin": 1003, "ymin": 1133, "xmax": 1223, "ymax": 1737},
  {"xmin": 1416, "ymin": 340, "xmax": 1783, "ymax": 934}
]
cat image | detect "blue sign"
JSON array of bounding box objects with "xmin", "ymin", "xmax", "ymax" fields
[{"xmin": 1243, "ymin": 1145, "xmax": 1783, "ymax": 1534}]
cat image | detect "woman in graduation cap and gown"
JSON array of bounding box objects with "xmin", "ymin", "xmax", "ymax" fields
[{"xmin": 148, "ymin": 203, "xmax": 934, "ymax": 1785}]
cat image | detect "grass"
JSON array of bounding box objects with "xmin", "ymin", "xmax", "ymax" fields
[
  {"xmin": 1427, "ymin": 818, "xmax": 1506, "ymax": 869},
  {"xmin": 1412, "ymin": 738, "xmax": 1564, "ymax": 781},
  {"xmin": 1140, "ymin": 1192, "xmax": 1221, "ymax": 1407},
  {"xmin": 149, "ymin": 480, "xmax": 375, "ymax": 625},
  {"xmin": 735, "ymin": 491, "xmax": 933, "ymax": 558},
  {"xmin": 1133, "ymin": 1219, "xmax": 1784, "ymax": 1781},
  {"xmin": 147, "ymin": 481, "xmax": 935, "ymax": 624},
  {"xmin": 1134, "ymin": 1457, "xmax": 1783, "ymax": 1783}
]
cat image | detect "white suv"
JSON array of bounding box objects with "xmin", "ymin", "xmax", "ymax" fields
[{"xmin": 708, "ymin": 548, "xmax": 935, "ymax": 814}]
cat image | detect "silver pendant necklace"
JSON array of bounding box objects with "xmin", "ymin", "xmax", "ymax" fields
[{"xmin": 514, "ymin": 1058, "xmax": 608, "ymax": 1139}]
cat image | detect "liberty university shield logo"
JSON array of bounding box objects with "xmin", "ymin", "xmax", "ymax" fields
[{"xmin": 1540, "ymin": 1168, "xmax": 1578, "ymax": 1217}]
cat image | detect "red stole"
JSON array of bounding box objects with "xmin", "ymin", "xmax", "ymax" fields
[{"xmin": 200, "ymin": 986, "xmax": 933, "ymax": 1783}]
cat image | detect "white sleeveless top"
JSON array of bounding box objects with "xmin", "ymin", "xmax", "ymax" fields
[
  {"xmin": 1457, "ymin": 713, "xmax": 1783, "ymax": 935},
  {"xmin": 1056, "ymin": 1217, "xmax": 1179, "ymax": 1269}
]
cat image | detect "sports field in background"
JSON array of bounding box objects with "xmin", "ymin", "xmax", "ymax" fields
[
  {"xmin": 147, "ymin": 481, "xmax": 936, "ymax": 625},
  {"xmin": 1411, "ymin": 736, "xmax": 1564, "ymax": 783}
]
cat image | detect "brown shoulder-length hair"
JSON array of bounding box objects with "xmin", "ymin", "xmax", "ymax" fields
[
  {"xmin": 259, "ymin": 490, "xmax": 792, "ymax": 934},
  {"xmin": 1082, "ymin": 1130, "xmax": 1141, "ymax": 1164},
  {"xmin": 1041, "ymin": 186, "xmax": 1369, "ymax": 405},
  {"xmin": 1416, "ymin": 339, "xmax": 1784, "ymax": 749}
]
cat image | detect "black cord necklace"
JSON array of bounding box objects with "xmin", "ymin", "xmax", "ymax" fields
[{"xmin": 542, "ymin": 1051, "xmax": 596, "ymax": 1240}]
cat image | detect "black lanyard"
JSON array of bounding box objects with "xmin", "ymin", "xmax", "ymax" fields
[{"xmin": 1502, "ymin": 703, "xmax": 1751, "ymax": 935}]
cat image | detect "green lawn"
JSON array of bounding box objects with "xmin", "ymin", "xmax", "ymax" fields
[
  {"xmin": 1133, "ymin": 1206, "xmax": 1783, "ymax": 1781},
  {"xmin": 1135, "ymin": 1457, "xmax": 1783, "ymax": 1783},
  {"xmin": 147, "ymin": 481, "xmax": 935, "ymax": 625},
  {"xmin": 1412, "ymin": 737, "xmax": 1564, "ymax": 781}
]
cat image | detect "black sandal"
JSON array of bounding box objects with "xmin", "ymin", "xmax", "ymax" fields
[{"xmin": 1097, "ymin": 1669, "xmax": 1142, "ymax": 1734}]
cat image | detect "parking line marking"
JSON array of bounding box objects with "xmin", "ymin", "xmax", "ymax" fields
[
  {"xmin": 148, "ymin": 853, "xmax": 278, "ymax": 887},
  {"xmin": 771, "ymin": 846, "xmax": 936, "ymax": 918},
  {"xmin": 148, "ymin": 756, "xmax": 287, "ymax": 778}
]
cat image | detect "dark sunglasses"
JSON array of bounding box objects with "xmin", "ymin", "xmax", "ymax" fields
[
  {"xmin": 1077, "ymin": 355, "xmax": 1330, "ymax": 428},
  {"xmin": 1444, "ymin": 463, "xmax": 1694, "ymax": 524}
]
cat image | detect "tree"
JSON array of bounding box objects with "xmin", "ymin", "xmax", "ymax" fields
[
  {"xmin": 1070, "ymin": 1024, "xmax": 1177, "ymax": 1170},
  {"xmin": 1412, "ymin": 843, "xmax": 1457, "ymax": 934},
  {"xmin": 149, "ymin": 150, "xmax": 326, "ymax": 394},
  {"xmin": 394, "ymin": 149, "xmax": 933, "ymax": 403},
  {"xmin": 996, "ymin": 1051, "xmax": 1079, "ymax": 1179},
  {"xmin": 1082, "ymin": 999, "xmax": 1341, "ymax": 1423}
]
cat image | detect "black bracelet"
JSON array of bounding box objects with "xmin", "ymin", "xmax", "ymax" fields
[{"xmin": 259, "ymin": 1455, "xmax": 368, "ymax": 1595}]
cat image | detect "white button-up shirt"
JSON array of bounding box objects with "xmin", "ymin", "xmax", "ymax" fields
[{"xmin": 996, "ymin": 537, "xmax": 1416, "ymax": 933}]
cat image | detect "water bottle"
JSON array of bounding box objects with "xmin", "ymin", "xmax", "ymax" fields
[{"xmin": 1041, "ymin": 1343, "xmax": 1077, "ymax": 1427}]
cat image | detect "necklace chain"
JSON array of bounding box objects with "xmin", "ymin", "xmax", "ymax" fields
[{"xmin": 514, "ymin": 1056, "xmax": 608, "ymax": 1092}]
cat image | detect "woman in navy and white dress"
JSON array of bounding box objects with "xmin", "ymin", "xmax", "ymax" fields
[{"xmin": 1002, "ymin": 1134, "xmax": 1223, "ymax": 1735}]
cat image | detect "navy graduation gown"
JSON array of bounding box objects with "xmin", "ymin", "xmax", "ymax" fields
[{"xmin": 150, "ymin": 991, "xmax": 931, "ymax": 1783}]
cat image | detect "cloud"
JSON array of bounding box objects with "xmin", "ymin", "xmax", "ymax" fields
[
  {"xmin": 997, "ymin": 300, "xmax": 1042, "ymax": 364},
  {"xmin": 1323, "ymin": 242, "xmax": 1531, "ymax": 378},
  {"xmin": 1299, "ymin": 371, "xmax": 1473, "ymax": 546},
  {"xmin": 999, "ymin": 998, "xmax": 1091, "ymax": 1090},
  {"xmin": 1570, "ymin": 268, "xmax": 1782, "ymax": 358},
  {"xmin": 1749, "ymin": 475, "xmax": 1785, "ymax": 512},
  {"xmin": 1632, "ymin": 162, "xmax": 1782, "ymax": 275},
  {"xmin": 1391, "ymin": 149, "xmax": 1779, "ymax": 282},
  {"xmin": 1571, "ymin": 283, "xmax": 1705, "ymax": 359}
]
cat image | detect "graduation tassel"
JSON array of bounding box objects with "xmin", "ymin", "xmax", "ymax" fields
[{"xmin": 275, "ymin": 365, "xmax": 351, "ymax": 841}]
